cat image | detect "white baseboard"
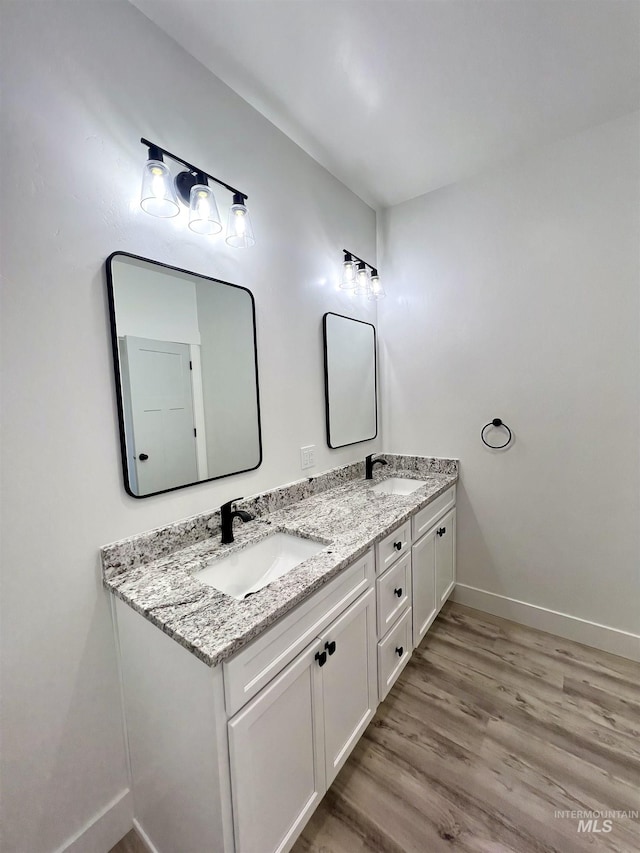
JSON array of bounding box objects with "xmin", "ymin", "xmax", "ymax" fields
[
  {"xmin": 452, "ymin": 584, "xmax": 640, "ymax": 662},
  {"xmin": 57, "ymin": 789, "xmax": 132, "ymax": 853},
  {"xmin": 132, "ymin": 819, "xmax": 161, "ymax": 853}
]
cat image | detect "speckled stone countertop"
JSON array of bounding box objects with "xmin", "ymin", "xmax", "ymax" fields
[{"xmin": 102, "ymin": 455, "xmax": 458, "ymax": 667}]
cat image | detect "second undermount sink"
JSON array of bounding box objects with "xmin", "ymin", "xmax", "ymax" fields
[
  {"xmin": 195, "ymin": 533, "xmax": 324, "ymax": 600},
  {"xmin": 370, "ymin": 477, "xmax": 428, "ymax": 496}
]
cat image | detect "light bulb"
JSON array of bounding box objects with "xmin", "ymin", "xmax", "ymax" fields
[
  {"xmin": 368, "ymin": 270, "xmax": 385, "ymax": 300},
  {"xmin": 151, "ymin": 169, "xmax": 166, "ymax": 198},
  {"xmin": 226, "ymin": 193, "xmax": 255, "ymax": 248},
  {"xmin": 140, "ymin": 157, "xmax": 179, "ymax": 218},
  {"xmin": 354, "ymin": 262, "xmax": 370, "ymax": 296},
  {"xmin": 340, "ymin": 254, "xmax": 356, "ymax": 289},
  {"xmin": 234, "ymin": 208, "xmax": 246, "ymax": 235},
  {"xmin": 188, "ymin": 180, "xmax": 222, "ymax": 235}
]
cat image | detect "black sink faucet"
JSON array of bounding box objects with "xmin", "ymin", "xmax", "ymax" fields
[
  {"xmin": 220, "ymin": 498, "xmax": 254, "ymax": 544},
  {"xmin": 365, "ymin": 454, "xmax": 388, "ymax": 480}
]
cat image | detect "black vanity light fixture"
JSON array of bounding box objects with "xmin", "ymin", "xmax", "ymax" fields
[
  {"xmin": 139, "ymin": 139, "xmax": 255, "ymax": 248},
  {"xmin": 340, "ymin": 250, "xmax": 385, "ymax": 300}
]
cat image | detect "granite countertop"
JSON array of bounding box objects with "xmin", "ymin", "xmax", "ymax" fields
[{"xmin": 103, "ymin": 457, "xmax": 458, "ymax": 667}]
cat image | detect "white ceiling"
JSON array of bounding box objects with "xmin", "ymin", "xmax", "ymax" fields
[{"xmin": 130, "ymin": 0, "xmax": 640, "ymax": 208}]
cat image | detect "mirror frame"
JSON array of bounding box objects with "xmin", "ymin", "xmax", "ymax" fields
[
  {"xmin": 106, "ymin": 251, "xmax": 263, "ymax": 498},
  {"xmin": 322, "ymin": 312, "xmax": 378, "ymax": 449}
]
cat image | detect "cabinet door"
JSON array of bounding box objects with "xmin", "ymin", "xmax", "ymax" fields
[
  {"xmin": 228, "ymin": 640, "xmax": 326, "ymax": 853},
  {"xmin": 435, "ymin": 507, "xmax": 456, "ymax": 607},
  {"xmin": 319, "ymin": 588, "xmax": 377, "ymax": 786},
  {"xmin": 411, "ymin": 529, "xmax": 437, "ymax": 647}
]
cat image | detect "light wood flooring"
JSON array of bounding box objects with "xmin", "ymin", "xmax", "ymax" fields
[{"xmin": 111, "ymin": 602, "xmax": 640, "ymax": 853}]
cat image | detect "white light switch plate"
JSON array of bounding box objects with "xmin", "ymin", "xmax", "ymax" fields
[{"xmin": 300, "ymin": 445, "xmax": 316, "ymax": 470}]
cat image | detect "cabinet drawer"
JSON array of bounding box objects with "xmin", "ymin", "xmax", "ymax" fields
[
  {"xmin": 376, "ymin": 521, "xmax": 411, "ymax": 575},
  {"xmin": 412, "ymin": 486, "xmax": 456, "ymax": 541},
  {"xmin": 224, "ymin": 548, "xmax": 374, "ymax": 717},
  {"xmin": 376, "ymin": 552, "xmax": 411, "ymax": 637},
  {"xmin": 377, "ymin": 608, "xmax": 412, "ymax": 700}
]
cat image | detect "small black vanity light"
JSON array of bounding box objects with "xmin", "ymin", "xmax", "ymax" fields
[
  {"xmin": 340, "ymin": 249, "xmax": 385, "ymax": 299},
  {"xmin": 226, "ymin": 192, "xmax": 255, "ymax": 249},
  {"xmin": 340, "ymin": 252, "xmax": 356, "ymax": 289},
  {"xmin": 139, "ymin": 139, "xmax": 255, "ymax": 247},
  {"xmin": 186, "ymin": 173, "xmax": 222, "ymax": 236},
  {"xmin": 140, "ymin": 144, "xmax": 180, "ymax": 218}
]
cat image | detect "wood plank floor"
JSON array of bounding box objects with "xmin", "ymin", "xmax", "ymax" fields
[{"xmin": 111, "ymin": 603, "xmax": 640, "ymax": 853}]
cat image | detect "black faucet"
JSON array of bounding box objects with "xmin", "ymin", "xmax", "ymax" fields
[
  {"xmin": 365, "ymin": 454, "xmax": 388, "ymax": 480},
  {"xmin": 220, "ymin": 498, "xmax": 254, "ymax": 544}
]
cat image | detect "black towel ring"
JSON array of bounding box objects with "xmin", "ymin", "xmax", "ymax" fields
[{"xmin": 481, "ymin": 418, "xmax": 512, "ymax": 450}]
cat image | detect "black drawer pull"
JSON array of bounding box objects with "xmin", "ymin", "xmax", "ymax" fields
[
  {"xmin": 395, "ymin": 646, "xmax": 404, "ymax": 657},
  {"xmin": 325, "ymin": 640, "xmax": 336, "ymax": 656},
  {"xmin": 315, "ymin": 650, "xmax": 327, "ymax": 667},
  {"xmin": 393, "ymin": 541, "xmax": 402, "ymax": 551},
  {"xmin": 394, "ymin": 587, "xmax": 403, "ymax": 598}
]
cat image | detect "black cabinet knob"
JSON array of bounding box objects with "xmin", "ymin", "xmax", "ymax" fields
[
  {"xmin": 325, "ymin": 640, "xmax": 336, "ymax": 656},
  {"xmin": 315, "ymin": 650, "xmax": 327, "ymax": 667},
  {"xmin": 393, "ymin": 541, "xmax": 402, "ymax": 551},
  {"xmin": 437, "ymin": 527, "xmax": 446, "ymax": 537},
  {"xmin": 394, "ymin": 587, "xmax": 403, "ymax": 598},
  {"xmin": 138, "ymin": 453, "xmax": 149, "ymax": 461},
  {"xmin": 395, "ymin": 646, "xmax": 404, "ymax": 657}
]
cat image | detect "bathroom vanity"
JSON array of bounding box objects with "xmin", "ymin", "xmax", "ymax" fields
[{"xmin": 103, "ymin": 455, "xmax": 457, "ymax": 853}]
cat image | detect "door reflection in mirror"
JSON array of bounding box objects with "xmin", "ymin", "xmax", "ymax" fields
[{"xmin": 107, "ymin": 253, "xmax": 262, "ymax": 497}]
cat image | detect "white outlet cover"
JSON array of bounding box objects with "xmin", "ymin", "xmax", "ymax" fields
[{"xmin": 300, "ymin": 445, "xmax": 316, "ymax": 470}]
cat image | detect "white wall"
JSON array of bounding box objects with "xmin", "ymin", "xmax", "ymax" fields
[
  {"xmin": 0, "ymin": 2, "xmax": 377, "ymax": 851},
  {"xmin": 379, "ymin": 112, "xmax": 640, "ymax": 650},
  {"xmin": 195, "ymin": 280, "xmax": 261, "ymax": 476},
  {"xmin": 112, "ymin": 257, "xmax": 201, "ymax": 344}
]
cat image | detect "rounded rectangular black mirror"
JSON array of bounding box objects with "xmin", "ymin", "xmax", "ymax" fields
[{"xmin": 106, "ymin": 252, "xmax": 262, "ymax": 497}]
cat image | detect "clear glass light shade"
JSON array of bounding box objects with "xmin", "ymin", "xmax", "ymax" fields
[
  {"xmin": 225, "ymin": 202, "xmax": 255, "ymax": 248},
  {"xmin": 340, "ymin": 259, "xmax": 356, "ymax": 289},
  {"xmin": 354, "ymin": 266, "xmax": 370, "ymax": 296},
  {"xmin": 140, "ymin": 159, "xmax": 179, "ymax": 218},
  {"xmin": 368, "ymin": 273, "xmax": 385, "ymax": 300},
  {"xmin": 188, "ymin": 184, "xmax": 222, "ymax": 235}
]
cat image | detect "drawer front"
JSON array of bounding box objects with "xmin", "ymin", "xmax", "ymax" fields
[
  {"xmin": 224, "ymin": 548, "xmax": 375, "ymax": 717},
  {"xmin": 412, "ymin": 485, "xmax": 456, "ymax": 542},
  {"xmin": 376, "ymin": 552, "xmax": 411, "ymax": 637},
  {"xmin": 377, "ymin": 608, "xmax": 412, "ymax": 701},
  {"xmin": 376, "ymin": 521, "xmax": 411, "ymax": 575}
]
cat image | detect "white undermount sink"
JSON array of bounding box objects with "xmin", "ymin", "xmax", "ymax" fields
[
  {"xmin": 195, "ymin": 533, "xmax": 324, "ymax": 600},
  {"xmin": 371, "ymin": 477, "xmax": 428, "ymax": 496}
]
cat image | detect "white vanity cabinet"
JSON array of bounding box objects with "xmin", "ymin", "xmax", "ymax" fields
[
  {"xmin": 411, "ymin": 487, "xmax": 456, "ymax": 647},
  {"xmin": 111, "ymin": 482, "xmax": 457, "ymax": 853},
  {"xmin": 228, "ymin": 587, "xmax": 377, "ymax": 853}
]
